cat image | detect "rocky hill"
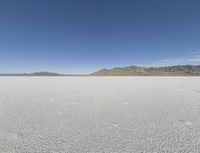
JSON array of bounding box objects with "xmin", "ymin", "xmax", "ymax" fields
[{"xmin": 90, "ymin": 65, "xmax": 200, "ymax": 76}]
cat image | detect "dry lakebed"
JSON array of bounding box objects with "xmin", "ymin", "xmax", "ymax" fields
[{"xmin": 0, "ymin": 77, "xmax": 200, "ymax": 153}]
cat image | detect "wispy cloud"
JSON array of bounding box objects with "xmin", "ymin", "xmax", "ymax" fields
[
  {"xmin": 189, "ymin": 51, "xmax": 200, "ymax": 55},
  {"xmin": 149, "ymin": 51, "xmax": 200, "ymax": 67},
  {"xmin": 187, "ymin": 58, "xmax": 200, "ymax": 62}
]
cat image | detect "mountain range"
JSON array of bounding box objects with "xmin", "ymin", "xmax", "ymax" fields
[
  {"xmin": 90, "ymin": 65, "xmax": 200, "ymax": 76},
  {"xmin": 1, "ymin": 65, "xmax": 200, "ymax": 76},
  {"xmin": 0, "ymin": 72, "xmax": 65, "ymax": 76}
]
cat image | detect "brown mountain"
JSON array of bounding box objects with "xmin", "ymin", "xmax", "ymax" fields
[{"xmin": 90, "ymin": 65, "xmax": 200, "ymax": 76}]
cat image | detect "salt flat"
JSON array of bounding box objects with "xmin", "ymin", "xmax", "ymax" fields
[{"xmin": 0, "ymin": 77, "xmax": 200, "ymax": 153}]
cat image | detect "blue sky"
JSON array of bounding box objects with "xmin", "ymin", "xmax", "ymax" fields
[{"xmin": 0, "ymin": 0, "xmax": 200, "ymax": 74}]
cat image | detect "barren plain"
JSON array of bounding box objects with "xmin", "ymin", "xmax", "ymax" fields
[{"xmin": 0, "ymin": 77, "xmax": 200, "ymax": 153}]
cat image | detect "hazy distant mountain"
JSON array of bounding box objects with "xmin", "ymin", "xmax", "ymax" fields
[
  {"xmin": 0, "ymin": 72, "xmax": 63, "ymax": 76},
  {"xmin": 29, "ymin": 72, "xmax": 62, "ymax": 76},
  {"xmin": 90, "ymin": 65, "xmax": 200, "ymax": 76}
]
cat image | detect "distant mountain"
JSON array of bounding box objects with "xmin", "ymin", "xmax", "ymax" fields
[
  {"xmin": 90, "ymin": 65, "xmax": 200, "ymax": 76},
  {"xmin": 1, "ymin": 65, "xmax": 200, "ymax": 76},
  {"xmin": 29, "ymin": 71, "xmax": 62, "ymax": 76},
  {"xmin": 0, "ymin": 71, "xmax": 64, "ymax": 76}
]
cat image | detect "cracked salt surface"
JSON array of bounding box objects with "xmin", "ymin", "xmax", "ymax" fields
[
  {"xmin": 0, "ymin": 76, "xmax": 200, "ymax": 153},
  {"xmin": 185, "ymin": 121, "xmax": 193, "ymax": 126},
  {"xmin": 123, "ymin": 102, "xmax": 130, "ymax": 106}
]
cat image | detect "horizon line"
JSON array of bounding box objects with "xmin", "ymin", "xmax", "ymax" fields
[{"xmin": 0, "ymin": 64, "xmax": 200, "ymax": 75}]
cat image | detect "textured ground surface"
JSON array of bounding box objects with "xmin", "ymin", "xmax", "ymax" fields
[{"xmin": 0, "ymin": 77, "xmax": 200, "ymax": 153}]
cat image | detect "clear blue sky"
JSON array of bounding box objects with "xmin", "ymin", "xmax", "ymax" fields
[{"xmin": 0, "ymin": 0, "xmax": 200, "ymax": 74}]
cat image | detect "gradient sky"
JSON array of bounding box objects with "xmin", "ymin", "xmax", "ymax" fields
[{"xmin": 0, "ymin": 0, "xmax": 200, "ymax": 74}]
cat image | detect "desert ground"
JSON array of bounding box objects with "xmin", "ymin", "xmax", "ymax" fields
[{"xmin": 0, "ymin": 77, "xmax": 200, "ymax": 153}]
